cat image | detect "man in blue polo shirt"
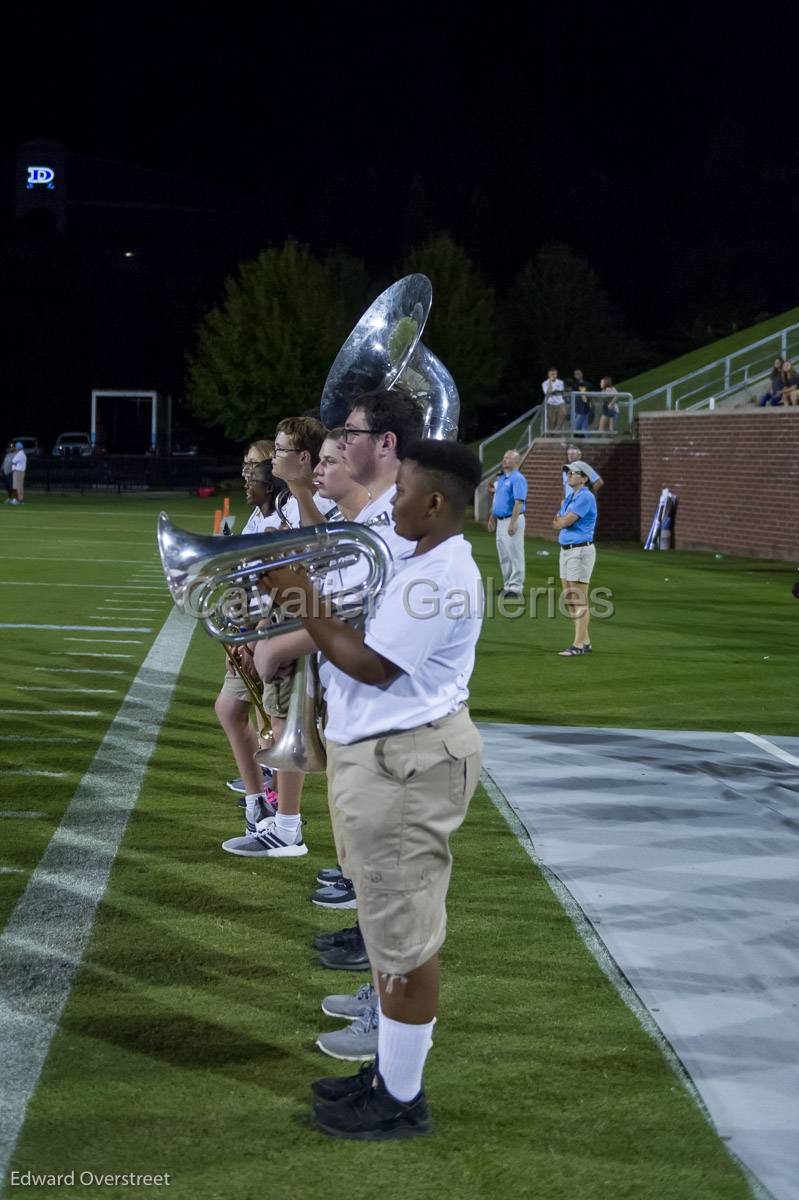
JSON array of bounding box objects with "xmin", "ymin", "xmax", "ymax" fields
[
  {"xmin": 487, "ymin": 449, "xmax": 527, "ymax": 597},
  {"xmin": 553, "ymin": 460, "xmax": 598, "ymax": 656}
]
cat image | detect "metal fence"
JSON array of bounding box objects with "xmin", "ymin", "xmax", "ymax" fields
[
  {"xmin": 23, "ymin": 455, "xmax": 241, "ymax": 493},
  {"xmin": 633, "ymin": 323, "xmax": 799, "ymax": 413}
]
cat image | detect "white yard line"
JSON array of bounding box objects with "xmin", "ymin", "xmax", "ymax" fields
[
  {"xmin": 0, "ymin": 608, "xmax": 196, "ymax": 1178},
  {"xmin": 0, "ymin": 557, "xmax": 160, "ymax": 566},
  {"xmin": 0, "ymin": 583, "xmax": 163, "ymax": 591},
  {"xmin": 736, "ymin": 731, "xmax": 799, "ymax": 769},
  {"xmin": 0, "ymin": 738, "xmax": 83, "ymax": 744},
  {"xmin": 62, "ymin": 639, "xmax": 142, "ymax": 645},
  {"xmin": 33, "ymin": 669, "xmax": 124, "ymax": 675},
  {"xmin": 0, "ymin": 624, "xmax": 150, "ymax": 633},
  {"xmin": 59, "ymin": 653, "xmax": 134, "ymax": 660},
  {"xmin": 0, "ymin": 771, "xmax": 69, "ymax": 779},
  {"xmin": 0, "ymin": 814, "xmax": 46, "ymax": 820},
  {"xmin": 0, "ymin": 710, "xmax": 102, "ymax": 717},
  {"xmin": 16, "ymin": 688, "xmax": 119, "ymax": 695}
]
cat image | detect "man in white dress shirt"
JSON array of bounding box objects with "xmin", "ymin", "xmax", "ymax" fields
[
  {"xmin": 264, "ymin": 437, "xmax": 484, "ymax": 1141},
  {"xmin": 10, "ymin": 442, "xmax": 27, "ymax": 504}
]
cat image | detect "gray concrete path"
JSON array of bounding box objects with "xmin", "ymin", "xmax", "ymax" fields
[{"xmin": 478, "ymin": 723, "xmax": 799, "ymax": 1200}]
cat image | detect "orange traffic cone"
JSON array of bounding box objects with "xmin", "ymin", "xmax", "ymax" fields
[{"xmin": 213, "ymin": 509, "xmax": 222, "ymax": 534}]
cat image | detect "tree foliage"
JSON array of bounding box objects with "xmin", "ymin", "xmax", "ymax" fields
[
  {"xmin": 186, "ymin": 242, "xmax": 368, "ymax": 441},
  {"xmin": 506, "ymin": 244, "xmax": 649, "ymax": 396},
  {"xmin": 403, "ymin": 233, "xmax": 502, "ymax": 437}
]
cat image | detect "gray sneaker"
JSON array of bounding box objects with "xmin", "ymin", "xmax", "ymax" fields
[
  {"xmin": 226, "ymin": 766, "xmax": 273, "ymax": 794},
  {"xmin": 316, "ymin": 1004, "xmax": 379, "ymax": 1061},
  {"xmin": 321, "ymin": 982, "xmax": 375, "ymax": 1021}
]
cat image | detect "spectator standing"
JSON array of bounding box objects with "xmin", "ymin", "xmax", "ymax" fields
[
  {"xmin": 3, "ymin": 442, "xmax": 14, "ymax": 501},
  {"xmin": 562, "ymin": 445, "xmax": 603, "ymax": 495},
  {"xmin": 552, "ymin": 460, "xmax": 598, "ymax": 656},
  {"xmin": 10, "ymin": 442, "xmax": 27, "ymax": 504},
  {"xmin": 758, "ymin": 358, "xmax": 785, "ymax": 407},
  {"xmin": 567, "ymin": 370, "xmax": 594, "ymax": 434},
  {"xmin": 598, "ymin": 377, "xmax": 619, "ymax": 433},
  {"xmin": 542, "ymin": 367, "xmax": 565, "ymax": 432},
  {"xmin": 487, "ymin": 449, "xmax": 527, "ymax": 597}
]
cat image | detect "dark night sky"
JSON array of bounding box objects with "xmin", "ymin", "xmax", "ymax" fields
[{"xmin": 2, "ymin": 5, "xmax": 797, "ymax": 437}]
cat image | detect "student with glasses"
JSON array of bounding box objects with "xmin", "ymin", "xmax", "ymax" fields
[
  {"xmin": 215, "ymin": 441, "xmax": 280, "ymax": 828},
  {"xmin": 222, "ymin": 416, "xmax": 335, "ymax": 860}
]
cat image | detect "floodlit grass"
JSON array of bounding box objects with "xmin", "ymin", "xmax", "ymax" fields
[{"xmin": 2, "ymin": 494, "xmax": 793, "ymax": 1199}]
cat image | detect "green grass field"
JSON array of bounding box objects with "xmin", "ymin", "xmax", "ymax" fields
[{"xmin": 1, "ymin": 493, "xmax": 795, "ymax": 1200}]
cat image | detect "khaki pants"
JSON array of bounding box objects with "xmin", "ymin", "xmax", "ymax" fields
[{"xmin": 326, "ymin": 707, "xmax": 482, "ymax": 977}]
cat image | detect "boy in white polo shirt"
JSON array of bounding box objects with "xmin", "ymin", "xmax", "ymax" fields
[{"xmin": 263, "ymin": 438, "xmax": 484, "ymax": 1140}]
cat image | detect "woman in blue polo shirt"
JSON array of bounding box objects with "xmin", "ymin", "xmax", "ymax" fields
[{"xmin": 552, "ymin": 461, "xmax": 597, "ymax": 657}]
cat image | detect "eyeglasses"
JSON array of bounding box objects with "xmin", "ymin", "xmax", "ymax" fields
[
  {"xmin": 272, "ymin": 445, "xmax": 300, "ymax": 457},
  {"xmin": 341, "ymin": 426, "xmax": 374, "ymax": 444}
]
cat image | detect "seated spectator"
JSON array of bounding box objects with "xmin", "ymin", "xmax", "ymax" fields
[
  {"xmin": 598, "ymin": 376, "xmax": 619, "ymax": 433},
  {"xmin": 759, "ymin": 357, "xmax": 785, "ymax": 407},
  {"xmin": 780, "ymin": 361, "xmax": 798, "ymax": 406}
]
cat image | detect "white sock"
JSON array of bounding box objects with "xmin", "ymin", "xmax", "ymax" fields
[
  {"xmin": 377, "ymin": 1006, "xmax": 434, "ymax": 1102},
  {"xmin": 245, "ymin": 792, "xmax": 266, "ymax": 824},
  {"xmin": 274, "ymin": 812, "xmax": 301, "ymax": 843}
]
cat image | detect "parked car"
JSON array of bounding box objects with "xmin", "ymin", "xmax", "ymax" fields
[
  {"xmin": 11, "ymin": 436, "xmax": 40, "ymax": 457},
  {"xmin": 52, "ymin": 432, "xmax": 93, "ymax": 458}
]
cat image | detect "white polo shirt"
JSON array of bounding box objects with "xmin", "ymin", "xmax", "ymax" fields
[
  {"xmin": 242, "ymin": 505, "xmax": 269, "ymax": 535},
  {"xmin": 323, "ymin": 533, "xmax": 484, "ymax": 745},
  {"xmin": 542, "ymin": 378, "xmax": 564, "ymax": 405},
  {"xmin": 11, "ymin": 450, "xmax": 27, "ymax": 472},
  {"xmin": 262, "ymin": 492, "xmax": 337, "ymax": 531}
]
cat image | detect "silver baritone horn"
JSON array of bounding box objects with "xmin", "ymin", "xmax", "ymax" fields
[{"xmin": 157, "ymin": 513, "xmax": 394, "ymax": 644}]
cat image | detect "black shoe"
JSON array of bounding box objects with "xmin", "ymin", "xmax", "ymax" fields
[
  {"xmin": 310, "ymin": 877, "xmax": 357, "ymax": 909},
  {"xmin": 314, "ymin": 922, "xmax": 361, "ymax": 952},
  {"xmin": 316, "ymin": 864, "xmax": 343, "ymax": 886},
  {"xmin": 313, "ymin": 1071, "xmax": 432, "ymax": 1141},
  {"xmin": 312, "ymin": 1060, "xmax": 376, "ymax": 1102},
  {"xmin": 318, "ymin": 939, "xmax": 370, "ymax": 972}
]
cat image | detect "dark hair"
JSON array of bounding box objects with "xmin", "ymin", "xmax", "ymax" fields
[
  {"xmin": 250, "ymin": 457, "xmax": 277, "ymax": 517},
  {"xmin": 348, "ymin": 390, "xmax": 425, "ymax": 458},
  {"xmin": 402, "ymin": 439, "xmax": 482, "ymax": 510},
  {"xmin": 275, "ymin": 416, "xmax": 326, "ymax": 465}
]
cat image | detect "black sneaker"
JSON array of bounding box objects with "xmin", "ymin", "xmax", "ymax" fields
[
  {"xmin": 310, "ymin": 878, "xmax": 357, "ymax": 909},
  {"xmin": 316, "ymin": 864, "xmax": 343, "ymax": 886},
  {"xmin": 313, "ymin": 1071, "xmax": 432, "ymax": 1141},
  {"xmin": 318, "ymin": 939, "xmax": 370, "ymax": 972},
  {"xmin": 312, "ymin": 1060, "xmax": 375, "ymax": 1103},
  {"xmin": 314, "ymin": 923, "xmax": 361, "ymax": 952}
]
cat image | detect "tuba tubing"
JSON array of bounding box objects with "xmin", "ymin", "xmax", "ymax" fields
[{"xmin": 157, "ymin": 512, "xmax": 394, "ymax": 645}]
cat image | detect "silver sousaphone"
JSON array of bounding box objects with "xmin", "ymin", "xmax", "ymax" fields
[{"xmin": 320, "ymin": 273, "xmax": 460, "ymax": 440}]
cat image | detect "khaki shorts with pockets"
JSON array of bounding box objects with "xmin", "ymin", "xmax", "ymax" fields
[{"xmin": 326, "ymin": 706, "xmax": 482, "ymax": 977}]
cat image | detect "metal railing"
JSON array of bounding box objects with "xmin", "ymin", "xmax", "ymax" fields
[
  {"xmin": 633, "ymin": 323, "xmax": 799, "ymax": 413},
  {"xmin": 541, "ymin": 391, "xmax": 633, "ymax": 436}
]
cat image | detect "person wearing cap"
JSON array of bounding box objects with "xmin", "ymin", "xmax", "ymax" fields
[
  {"xmin": 10, "ymin": 441, "xmax": 27, "ymax": 505},
  {"xmin": 553, "ymin": 461, "xmax": 598, "ymax": 656},
  {"xmin": 562, "ymin": 445, "xmax": 603, "ymax": 495}
]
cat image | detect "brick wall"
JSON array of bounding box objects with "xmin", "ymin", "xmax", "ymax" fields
[
  {"xmin": 520, "ymin": 439, "xmax": 641, "ymax": 541},
  {"xmin": 639, "ymin": 409, "xmax": 799, "ymax": 559}
]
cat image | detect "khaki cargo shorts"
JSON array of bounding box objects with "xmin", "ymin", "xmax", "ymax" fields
[
  {"xmin": 220, "ymin": 668, "xmax": 292, "ymax": 719},
  {"xmin": 326, "ymin": 706, "xmax": 483, "ymax": 978}
]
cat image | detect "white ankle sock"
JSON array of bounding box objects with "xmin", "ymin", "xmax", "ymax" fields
[
  {"xmin": 274, "ymin": 812, "xmax": 301, "ymax": 843},
  {"xmin": 245, "ymin": 792, "xmax": 266, "ymax": 821},
  {"xmin": 377, "ymin": 1007, "xmax": 434, "ymax": 1102}
]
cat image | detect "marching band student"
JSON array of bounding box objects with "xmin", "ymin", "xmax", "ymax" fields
[
  {"xmin": 222, "ymin": 416, "xmax": 333, "ymax": 859},
  {"xmin": 214, "ymin": 443, "xmax": 279, "ymax": 832},
  {"xmin": 264, "ymin": 438, "xmax": 484, "ymax": 1141}
]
